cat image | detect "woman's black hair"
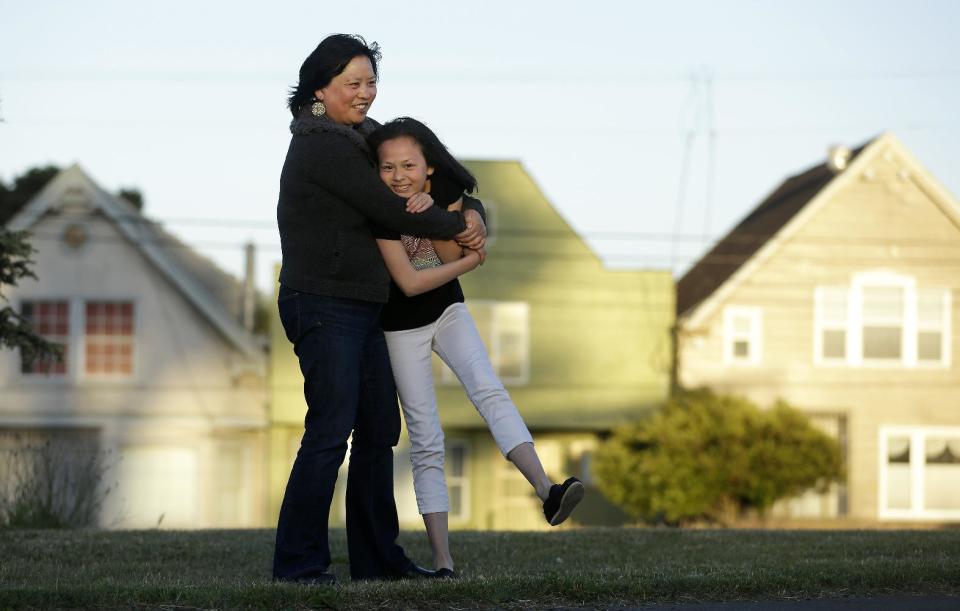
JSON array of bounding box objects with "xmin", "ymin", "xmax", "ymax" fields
[
  {"xmin": 287, "ymin": 34, "xmax": 381, "ymax": 117},
  {"xmin": 367, "ymin": 117, "xmax": 477, "ymax": 194}
]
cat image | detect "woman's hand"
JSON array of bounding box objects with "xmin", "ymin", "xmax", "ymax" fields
[
  {"xmin": 456, "ymin": 209, "xmax": 487, "ymax": 250},
  {"xmin": 405, "ymin": 192, "xmax": 434, "ymax": 213}
]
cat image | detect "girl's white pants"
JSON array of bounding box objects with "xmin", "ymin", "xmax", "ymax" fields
[{"xmin": 384, "ymin": 302, "xmax": 533, "ymax": 515}]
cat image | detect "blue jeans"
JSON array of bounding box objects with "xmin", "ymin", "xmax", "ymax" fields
[{"xmin": 272, "ymin": 286, "xmax": 412, "ymax": 581}]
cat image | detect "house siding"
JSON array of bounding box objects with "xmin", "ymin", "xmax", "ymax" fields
[
  {"xmin": 0, "ymin": 170, "xmax": 267, "ymax": 529},
  {"xmin": 678, "ymin": 137, "xmax": 960, "ymax": 521}
]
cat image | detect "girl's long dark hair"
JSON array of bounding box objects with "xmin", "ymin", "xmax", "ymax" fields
[{"xmin": 367, "ymin": 117, "xmax": 477, "ymax": 194}]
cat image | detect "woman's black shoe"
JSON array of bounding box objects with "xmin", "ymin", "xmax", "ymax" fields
[
  {"xmin": 275, "ymin": 572, "xmax": 337, "ymax": 586},
  {"xmin": 397, "ymin": 563, "xmax": 437, "ymax": 579},
  {"xmin": 433, "ymin": 567, "xmax": 458, "ymax": 579}
]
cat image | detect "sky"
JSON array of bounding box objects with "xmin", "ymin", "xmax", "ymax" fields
[{"xmin": 2, "ymin": 0, "xmax": 959, "ymax": 294}]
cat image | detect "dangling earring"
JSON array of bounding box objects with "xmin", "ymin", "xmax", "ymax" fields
[
  {"xmin": 424, "ymin": 178, "xmax": 432, "ymax": 193},
  {"xmin": 311, "ymin": 99, "xmax": 326, "ymax": 117}
]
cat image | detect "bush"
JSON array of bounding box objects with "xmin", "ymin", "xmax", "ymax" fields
[
  {"xmin": 593, "ymin": 389, "xmax": 844, "ymax": 525},
  {"xmin": 0, "ymin": 434, "xmax": 115, "ymax": 529}
]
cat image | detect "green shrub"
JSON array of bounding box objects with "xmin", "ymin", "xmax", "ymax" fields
[{"xmin": 593, "ymin": 389, "xmax": 844, "ymax": 524}]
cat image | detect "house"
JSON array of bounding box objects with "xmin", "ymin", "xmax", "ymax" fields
[
  {"xmin": 0, "ymin": 165, "xmax": 268, "ymax": 528},
  {"xmin": 268, "ymin": 160, "xmax": 675, "ymax": 530},
  {"xmin": 675, "ymin": 133, "xmax": 960, "ymax": 522}
]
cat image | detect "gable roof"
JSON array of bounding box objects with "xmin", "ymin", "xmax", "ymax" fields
[
  {"xmin": 5, "ymin": 164, "xmax": 263, "ymax": 361},
  {"xmin": 676, "ymin": 139, "xmax": 872, "ymax": 318},
  {"xmin": 676, "ymin": 132, "xmax": 960, "ymax": 328}
]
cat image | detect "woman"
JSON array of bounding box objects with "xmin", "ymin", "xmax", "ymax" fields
[
  {"xmin": 367, "ymin": 117, "xmax": 585, "ymax": 578},
  {"xmin": 274, "ymin": 34, "xmax": 487, "ymax": 584}
]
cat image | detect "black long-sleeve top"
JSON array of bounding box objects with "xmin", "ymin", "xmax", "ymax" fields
[{"xmin": 277, "ymin": 109, "xmax": 483, "ymax": 303}]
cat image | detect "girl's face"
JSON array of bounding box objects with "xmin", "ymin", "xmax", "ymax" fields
[{"xmin": 377, "ymin": 136, "xmax": 434, "ymax": 196}]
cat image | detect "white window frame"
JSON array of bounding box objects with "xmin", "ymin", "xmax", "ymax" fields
[
  {"xmin": 813, "ymin": 286, "xmax": 849, "ymax": 366},
  {"xmin": 445, "ymin": 438, "xmax": 471, "ymax": 523},
  {"xmin": 722, "ymin": 306, "xmax": 763, "ymax": 366},
  {"xmin": 878, "ymin": 426, "xmax": 960, "ymax": 521},
  {"xmin": 916, "ymin": 288, "xmax": 952, "ymax": 368},
  {"xmin": 813, "ymin": 271, "xmax": 951, "ymax": 369},
  {"xmin": 438, "ymin": 300, "xmax": 530, "ymax": 386}
]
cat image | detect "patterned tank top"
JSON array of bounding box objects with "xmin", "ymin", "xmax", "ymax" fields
[{"xmin": 401, "ymin": 235, "xmax": 443, "ymax": 270}]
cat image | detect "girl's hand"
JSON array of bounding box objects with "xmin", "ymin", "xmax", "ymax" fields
[
  {"xmin": 406, "ymin": 192, "xmax": 434, "ymax": 213},
  {"xmin": 466, "ymin": 247, "xmax": 486, "ymax": 267}
]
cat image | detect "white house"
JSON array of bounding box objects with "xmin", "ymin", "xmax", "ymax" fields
[
  {"xmin": 676, "ymin": 134, "xmax": 960, "ymax": 523},
  {"xmin": 0, "ymin": 165, "xmax": 268, "ymax": 528}
]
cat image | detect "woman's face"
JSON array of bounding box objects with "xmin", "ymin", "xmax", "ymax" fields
[
  {"xmin": 315, "ymin": 55, "xmax": 377, "ymax": 125},
  {"xmin": 377, "ymin": 136, "xmax": 434, "ymax": 196}
]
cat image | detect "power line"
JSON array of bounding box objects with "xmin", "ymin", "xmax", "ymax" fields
[
  {"xmin": 670, "ymin": 74, "xmax": 700, "ymax": 268},
  {"xmin": 20, "ymin": 231, "xmax": 960, "ymax": 266},
  {"xmin": 703, "ymin": 67, "xmax": 718, "ymax": 243},
  {"xmin": 4, "ymin": 68, "xmax": 960, "ymax": 83},
  {"xmin": 6, "ymin": 117, "xmax": 957, "ymax": 134},
  {"xmin": 40, "ymin": 213, "xmax": 960, "ymax": 247}
]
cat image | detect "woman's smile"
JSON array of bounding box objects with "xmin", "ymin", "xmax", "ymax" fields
[{"xmin": 315, "ymin": 56, "xmax": 377, "ymax": 125}]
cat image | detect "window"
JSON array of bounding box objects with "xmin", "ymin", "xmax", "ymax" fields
[
  {"xmin": 815, "ymin": 287, "xmax": 848, "ymax": 361},
  {"xmin": 445, "ymin": 440, "xmax": 470, "ymax": 521},
  {"xmin": 814, "ymin": 273, "xmax": 951, "ymax": 368},
  {"xmin": 84, "ymin": 302, "xmax": 134, "ymax": 377},
  {"xmin": 20, "ymin": 301, "xmax": 69, "ymax": 375},
  {"xmin": 435, "ymin": 301, "xmax": 530, "ymax": 385},
  {"xmin": 214, "ymin": 440, "xmax": 253, "ymax": 527},
  {"xmin": 880, "ymin": 427, "xmax": 960, "ymax": 520},
  {"xmin": 862, "ymin": 286, "xmax": 903, "ymax": 360},
  {"xmin": 723, "ymin": 306, "xmax": 762, "ymax": 365},
  {"xmin": 118, "ymin": 446, "xmax": 198, "ymax": 528},
  {"xmin": 884, "ymin": 436, "xmax": 911, "ymax": 511},
  {"xmin": 917, "ymin": 289, "xmax": 947, "ymax": 363}
]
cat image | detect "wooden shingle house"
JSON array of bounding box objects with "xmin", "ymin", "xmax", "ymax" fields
[
  {"xmin": 676, "ymin": 133, "xmax": 960, "ymax": 522},
  {"xmin": 0, "ymin": 165, "xmax": 267, "ymax": 528}
]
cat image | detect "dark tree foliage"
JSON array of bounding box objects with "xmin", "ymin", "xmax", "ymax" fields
[
  {"xmin": 0, "ymin": 229, "xmax": 62, "ymax": 365},
  {"xmin": 0, "ymin": 166, "xmax": 64, "ymax": 365},
  {"xmin": 117, "ymin": 188, "xmax": 144, "ymax": 210},
  {"xmin": 0, "ymin": 165, "xmax": 60, "ymax": 224}
]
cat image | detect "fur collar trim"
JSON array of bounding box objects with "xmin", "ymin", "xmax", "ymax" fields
[{"xmin": 289, "ymin": 107, "xmax": 380, "ymax": 154}]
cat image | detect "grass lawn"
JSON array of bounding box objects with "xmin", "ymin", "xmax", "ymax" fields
[{"xmin": 1, "ymin": 527, "xmax": 959, "ymax": 609}]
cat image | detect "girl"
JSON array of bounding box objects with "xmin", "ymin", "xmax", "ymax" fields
[{"xmin": 368, "ymin": 118, "xmax": 584, "ymax": 578}]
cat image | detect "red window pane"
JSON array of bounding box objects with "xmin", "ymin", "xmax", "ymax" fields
[
  {"xmin": 84, "ymin": 301, "xmax": 134, "ymax": 376},
  {"xmin": 20, "ymin": 300, "xmax": 69, "ymax": 376}
]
